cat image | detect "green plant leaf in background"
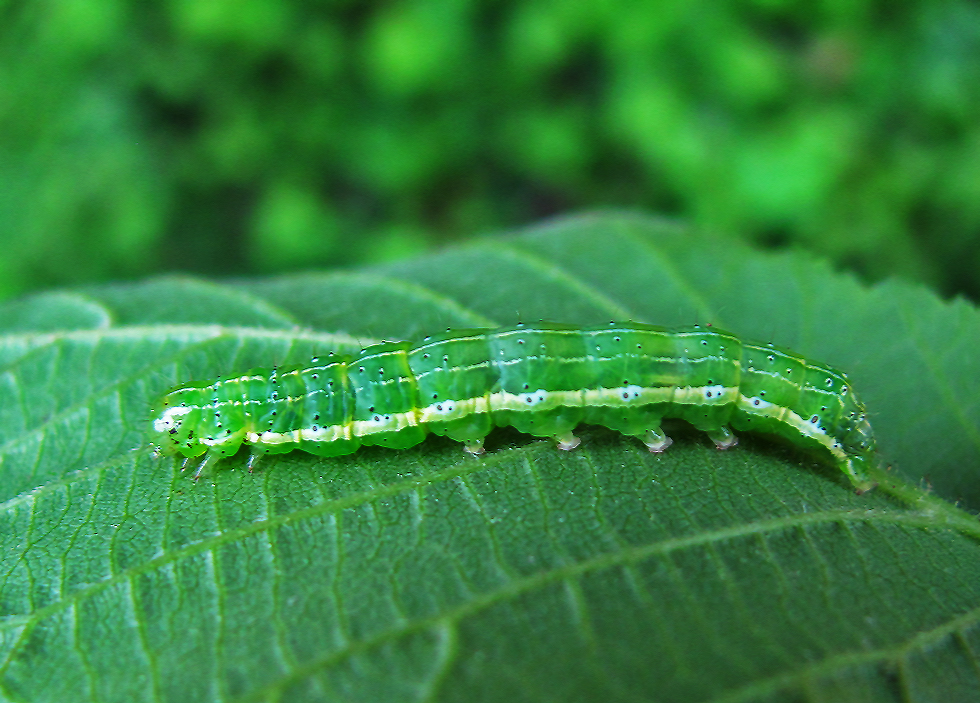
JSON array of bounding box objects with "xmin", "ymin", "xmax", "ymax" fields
[{"xmin": 0, "ymin": 213, "xmax": 978, "ymax": 702}]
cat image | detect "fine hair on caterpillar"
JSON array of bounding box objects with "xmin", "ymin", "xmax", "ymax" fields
[{"xmin": 149, "ymin": 321, "xmax": 877, "ymax": 492}]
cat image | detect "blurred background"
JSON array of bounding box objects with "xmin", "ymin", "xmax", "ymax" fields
[{"xmin": 2, "ymin": 0, "xmax": 979, "ymax": 302}]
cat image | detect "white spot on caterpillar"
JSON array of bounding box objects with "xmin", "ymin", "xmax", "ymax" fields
[
  {"xmin": 351, "ymin": 410, "xmax": 419, "ymax": 436},
  {"xmin": 520, "ymin": 390, "xmax": 548, "ymax": 406},
  {"xmin": 620, "ymin": 384, "xmax": 644, "ymax": 401},
  {"xmin": 745, "ymin": 396, "xmax": 773, "ymax": 410},
  {"xmin": 673, "ymin": 385, "xmax": 736, "ymax": 404},
  {"xmin": 702, "ymin": 384, "xmax": 726, "ymax": 401},
  {"xmin": 418, "ymin": 396, "xmax": 489, "ymax": 423}
]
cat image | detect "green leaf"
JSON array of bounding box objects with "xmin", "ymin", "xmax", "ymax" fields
[{"xmin": 0, "ymin": 212, "xmax": 978, "ymax": 702}]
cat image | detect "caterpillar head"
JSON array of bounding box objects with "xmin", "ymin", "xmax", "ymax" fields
[{"xmin": 149, "ymin": 388, "xmax": 206, "ymax": 458}]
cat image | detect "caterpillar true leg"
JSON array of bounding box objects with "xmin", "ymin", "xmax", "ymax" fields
[
  {"xmin": 192, "ymin": 451, "xmax": 223, "ymax": 480},
  {"xmin": 245, "ymin": 452, "xmax": 263, "ymax": 473}
]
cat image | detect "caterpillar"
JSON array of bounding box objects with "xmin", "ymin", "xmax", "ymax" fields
[{"xmin": 149, "ymin": 322, "xmax": 877, "ymax": 492}]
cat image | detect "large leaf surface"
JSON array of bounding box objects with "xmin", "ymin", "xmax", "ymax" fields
[{"xmin": 0, "ymin": 212, "xmax": 978, "ymax": 702}]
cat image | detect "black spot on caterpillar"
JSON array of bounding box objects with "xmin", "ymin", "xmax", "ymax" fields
[{"xmin": 150, "ymin": 322, "xmax": 877, "ymax": 492}]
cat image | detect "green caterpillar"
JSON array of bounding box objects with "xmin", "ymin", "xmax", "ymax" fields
[{"xmin": 149, "ymin": 322, "xmax": 877, "ymax": 492}]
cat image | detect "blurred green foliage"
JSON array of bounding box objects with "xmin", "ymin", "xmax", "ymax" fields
[{"xmin": 2, "ymin": 0, "xmax": 979, "ymax": 300}]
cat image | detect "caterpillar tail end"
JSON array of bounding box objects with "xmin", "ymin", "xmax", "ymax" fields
[
  {"xmin": 853, "ymin": 481, "xmax": 877, "ymax": 495},
  {"xmin": 845, "ymin": 456, "xmax": 878, "ymax": 494}
]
